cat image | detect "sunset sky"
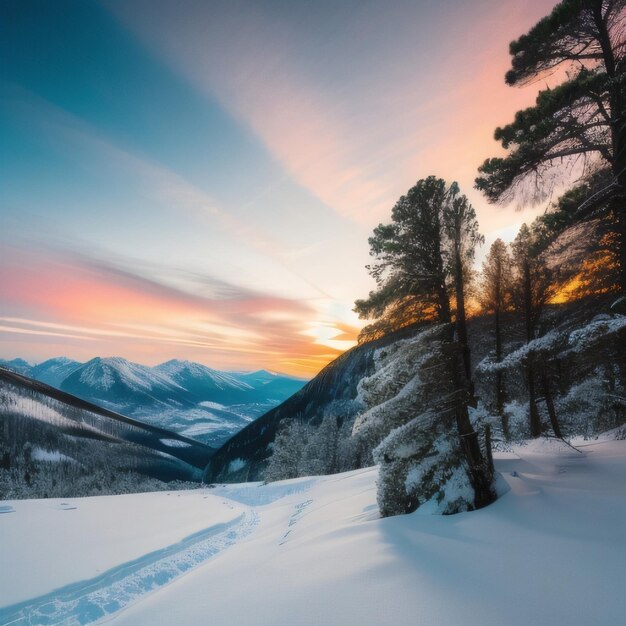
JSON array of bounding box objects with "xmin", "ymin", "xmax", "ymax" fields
[{"xmin": 0, "ymin": 0, "xmax": 557, "ymax": 377}]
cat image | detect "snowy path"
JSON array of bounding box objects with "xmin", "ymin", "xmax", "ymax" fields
[{"xmin": 0, "ymin": 506, "xmax": 258, "ymax": 626}]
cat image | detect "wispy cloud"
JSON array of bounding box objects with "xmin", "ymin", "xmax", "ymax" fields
[
  {"xmin": 1, "ymin": 84, "xmax": 337, "ymax": 301},
  {"xmin": 109, "ymin": 0, "xmax": 555, "ymax": 229},
  {"xmin": 0, "ymin": 244, "xmax": 358, "ymax": 375}
]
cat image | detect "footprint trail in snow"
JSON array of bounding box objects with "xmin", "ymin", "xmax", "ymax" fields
[{"xmin": 0, "ymin": 507, "xmax": 258, "ymax": 626}]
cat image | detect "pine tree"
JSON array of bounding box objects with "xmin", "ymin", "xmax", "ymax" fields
[
  {"xmin": 480, "ymin": 239, "xmax": 513, "ymax": 435},
  {"xmin": 355, "ymin": 177, "xmax": 495, "ymax": 512},
  {"xmin": 264, "ymin": 420, "xmax": 309, "ymax": 482},
  {"xmin": 354, "ymin": 176, "xmax": 454, "ymax": 326},
  {"xmin": 511, "ymin": 224, "xmax": 558, "ymax": 437},
  {"xmin": 442, "ymin": 183, "xmax": 484, "ymax": 392},
  {"xmin": 475, "ymin": 0, "xmax": 626, "ymax": 291}
]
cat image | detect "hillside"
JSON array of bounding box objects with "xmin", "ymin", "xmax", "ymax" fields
[
  {"xmin": 205, "ymin": 294, "xmax": 625, "ymax": 484},
  {"xmin": 0, "ymin": 367, "xmax": 214, "ymax": 499},
  {"xmin": 204, "ymin": 323, "xmax": 427, "ymax": 482}
]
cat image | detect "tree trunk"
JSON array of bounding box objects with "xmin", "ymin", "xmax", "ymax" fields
[
  {"xmin": 494, "ymin": 307, "xmax": 509, "ymax": 438},
  {"xmin": 527, "ymin": 361, "xmax": 542, "ymax": 438},
  {"xmin": 616, "ymin": 204, "xmax": 626, "ymax": 294},
  {"xmin": 484, "ymin": 424, "xmax": 494, "ymax": 476},
  {"xmin": 438, "ymin": 283, "xmax": 452, "ymax": 324},
  {"xmin": 595, "ymin": 2, "xmax": 626, "ymax": 292},
  {"xmin": 454, "ymin": 242, "xmax": 474, "ymax": 401},
  {"xmin": 541, "ymin": 368, "xmax": 562, "ymax": 439},
  {"xmin": 447, "ymin": 327, "xmax": 496, "ymax": 510},
  {"xmin": 610, "ymin": 153, "xmax": 626, "ymax": 292},
  {"xmin": 523, "ymin": 259, "xmax": 542, "ymax": 437}
]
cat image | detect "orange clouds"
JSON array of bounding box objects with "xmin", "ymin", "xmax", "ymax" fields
[{"xmin": 0, "ymin": 247, "xmax": 356, "ymax": 377}]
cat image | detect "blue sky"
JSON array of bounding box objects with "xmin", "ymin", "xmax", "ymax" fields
[{"xmin": 0, "ymin": 0, "xmax": 555, "ymax": 375}]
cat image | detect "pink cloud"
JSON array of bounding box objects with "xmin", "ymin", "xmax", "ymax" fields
[{"xmin": 0, "ymin": 246, "xmax": 358, "ymax": 376}]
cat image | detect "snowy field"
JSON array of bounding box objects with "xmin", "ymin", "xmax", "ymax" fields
[{"xmin": 1, "ymin": 437, "xmax": 625, "ymax": 625}]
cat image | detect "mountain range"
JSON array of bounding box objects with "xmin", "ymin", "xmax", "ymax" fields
[{"xmin": 0, "ymin": 357, "xmax": 307, "ymax": 447}]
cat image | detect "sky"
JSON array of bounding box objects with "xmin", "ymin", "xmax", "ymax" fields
[{"xmin": 0, "ymin": 0, "xmax": 557, "ymax": 377}]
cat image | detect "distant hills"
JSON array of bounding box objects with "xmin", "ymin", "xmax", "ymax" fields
[{"xmin": 0, "ymin": 357, "xmax": 307, "ymax": 447}]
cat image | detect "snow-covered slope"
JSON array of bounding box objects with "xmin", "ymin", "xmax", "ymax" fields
[
  {"xmin": 1, "ymin": 436, "xmax": 625, "ymax": 625},
  {"xmin": 0, "ymin": 366, "xmax": 213, "ymax": 498}
]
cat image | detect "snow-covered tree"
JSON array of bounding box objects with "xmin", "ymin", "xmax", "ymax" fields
[
  {"xmin": 354, "ymin": 325, "xmax": 495, "ymax": 516},
  {"xmin": 299, "ymin": 414, "xmax": 339, "ymax": 476},
  {"xmin": 354, "ymin": 177, "xmax": 494, "ymax": 515},
  {"xmin": 264, "ymin": 419, "xmax": 309, "ymax": 482}
]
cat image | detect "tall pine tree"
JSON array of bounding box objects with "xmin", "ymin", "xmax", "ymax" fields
[{"xmin": 480, "ymin": 239, "xmax": 513, "ymax": 435}]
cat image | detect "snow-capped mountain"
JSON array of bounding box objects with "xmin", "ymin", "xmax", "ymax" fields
[
  {"xmin": 60, "ymin": 357, "xmax": 190, "ymax": 412},
  {"xmin": 29, "ymin": 357, "xmax": 82, "ymax": 387},
  {"xmin": 154, "ymin": 360, "xmax": 252, "ymax": 404},
  {"xmin": 0, "ymin": 355, "xmax": 308, "ymax": 447}
]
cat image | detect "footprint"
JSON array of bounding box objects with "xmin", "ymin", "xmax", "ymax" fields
[
  {"xmin": 53, "ymin": 503, "xmax": 77, "ymax": 511},
  {"xmin": 280, "ymin": 500, "xmax": 314, "ymax": 544}
]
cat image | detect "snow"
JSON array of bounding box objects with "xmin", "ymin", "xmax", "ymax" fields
[
  {"xmin": 31, "ymin": 447, "xmax": 76, "ymax": 463},
  {"xmin": 158, "ymin": 438, "xmax": 192, "ymax": 448},
  {"xmin": 77, "ymin": 357, "xmax": 185, "ymax": 393},
  {"xmin": 478, "ymin": 314, "xmax": 626, "ymax": 373},
  {"xmin": 155, "ymin": 359, "xmax": 252, "ymax": 391},
  {"xmin": 2, "ymin": 438, "xmax": 626, "ymax": 625},
  {"xmin": 227, "ymin": 457, "xmax": 247, "ymax": 474},
  {"xmin": 567, "ymin": 315, "xmax": 626, "ymax": 352},
  {"xmin": 478, "ymin": 329, "xmax": 562, "ymax": 372},
  {"xmin": 198, "ymin": 400, "xmax": 226, "ymax": 410}
]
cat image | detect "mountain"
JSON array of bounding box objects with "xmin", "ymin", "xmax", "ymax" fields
[
  {"xmin": 30, "ymin": 357, "xmax": 82, "ymax": 387},
  {"xmin": 231, "ymin": 369, "xmax": 307, "ymax": 402},
  {"xmin": 0, "ymin": 356, "xmax": 308, "ymax": 447},
  {"xmin": 0, "ymin": 366, "xmax": 214, "ymax": 498},
  {"xmin": 154, "ymin": 360, "xmax": 253, "ymax": 404},
  {"xmin": 0, "ymin": 358, "xmax": 32, "ymax": 376},
  {"xmin": 60, "ymin": 357, "xmax": 191, "ymax": 413}
]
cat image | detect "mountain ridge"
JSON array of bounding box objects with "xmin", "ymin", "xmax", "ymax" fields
[{"xmin": 0, "ymin": 356, "xmax": 308, "ymax": 447}]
